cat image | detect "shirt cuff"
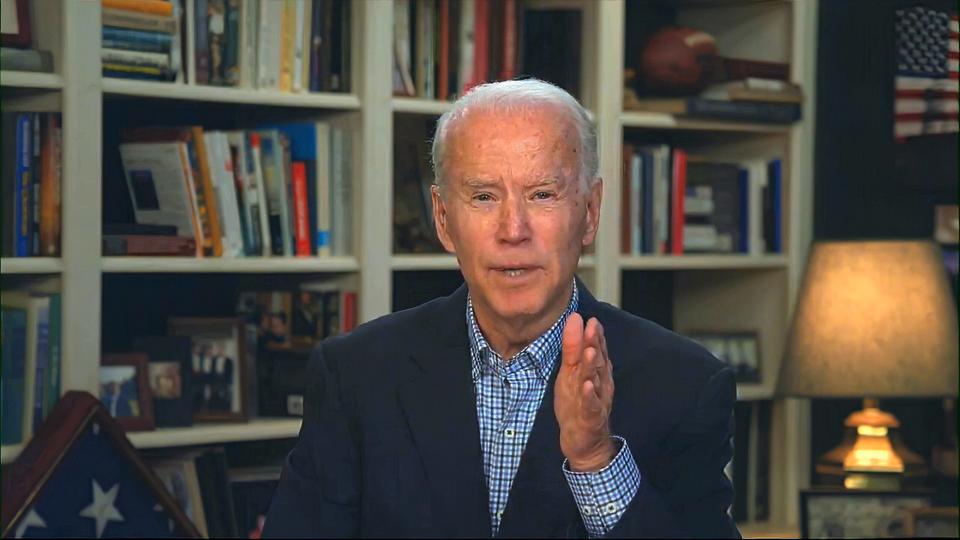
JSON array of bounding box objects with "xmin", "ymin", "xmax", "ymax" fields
[{"xmin": 562, "ymin": 436, "xmax": 641, "ymax": 538}]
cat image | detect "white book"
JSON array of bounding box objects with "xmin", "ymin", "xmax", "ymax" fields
[
  {"xmin": 218, "ymin": 132, "xmax": 247, "ymax": 257},
  {"xmin": 101, "ymin": 48, "xmax": 171, "ymax": 69},
  {"xmin": 226, "ymin": 131, "xmax": 259, "ymax": 255},
  {"xmin": 639, "ymin": 145, "xmax": 670, "ymax": 255},
  {"xmin": 743, "ymin": 159, "xmax": 767, "ymax": 256},
  {"xmin": 458, "ymin": 0, "xmax": 475, "ymax": 94},
  {"xmin": 258, "ymin": 0, "xmax": 283, "ymax": 89},
  {"xmin": 416, "ymin": 0, "xmax": 436, "ymax": 98},
  {"xmin": 292, "ymin": 0, "xmax": 306, "ymax": 92},
  {"xmin": 119, "ymin": 142, "xmax": 198, "ymax": 239},
  {"xmin": 394, "ymin": 0, "xmax": 416, "ymax": 96},
  {"xmin": 204, "ymin": 132, "xmax": 245, "ymax": 257},
  {"xmin": 630, "ymin": 154, "xmax": 641, "ymax": 256},
  {"xmin": 248, "ymin": 133, "xmax": 273, "ymax": 256},
  {"xmin": 185, "ymin": 0, "xmax": 196, "ymax": 84},
  {"xmin": 330, "ymin": 126, "xmax": 353, "ymax": 256},
  {"xmin": 258, "ymin": 130, "xmax": 293, "ymax": 256},
  {"xmin": 3, "ymin": 292, "xmax": 48, "ymax": 439},
  {"xmin": 238, "ymin": 0, "xmax": 258, "ymax": 88}
]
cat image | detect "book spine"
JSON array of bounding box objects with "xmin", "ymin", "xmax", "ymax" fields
[
  {"xmin": 248, "ymin": 133, "xmax": 273, "ymax": 256},
  {"xmin": 102, "ymin": 26, "xmax": 173, "ymax": 50},
  {"xmin": 194, "ymin": 0, "xmax": 210, "ymax": 84},
  {"xmin": 300, "ymin": 0, "xmax": 312, "ymax": 92},
  {"xmin": 641, "ymin": 152, "xmax": 655, "ymax": 254},
  {"xmin": 31, "ymin": 113, "xmax": 40, "ymax": 256},
  {"xmin": 45, "ymin": 294, "xmax": 61, "ymax": 418},
  {"xmin": 102, "ymin": 8, "xmax": 177, "ymax": 33},
  {"xmin": 687, "ymin": 99, "xmax": 801, "ymax": 123},
  {"xmin": 102, "ymin": 0, "xmax": 175, "ymax": 16},
  {"xmin": 342, "ymin": 291, "xmax": 356, "ymax": 332},
  {"xmin": 14, "ymin": 115, "xmax": 30, "ymax": 257},
  {"xmin": 257, "ymin": 1, "xmax": 282, "ymax": 89},
  {"xmin": 332, "ymin": 0, "xmax": 350, "ymax": 91},
  {"xmin": 722, "ymin": 57, "xmax": 790, "ymax": 81},
  {"xmin": 1, "ymin": 309, "xmax": 27, "ymax": 444},
  {"xmin": 292, "ymin": 162, "xmax": 311, "ymax": 256},
  {"xmin": 670, "ymin": 148, "xmax": 686, "ymax": 255},
  {"xmin": 238, "ymin": 0, "xmax": 257, "ymax": 88},
  {"xmin": 207, "ymin": 0, "xmax": 226, "ymax": 85},
  {"xmin": 769, "ymin": 159, "xmax": 782, "ymax": 253},
  {"xmin": 319, "ymin": 0, "xmax": 333, "ymax": 91},
  {"xmin": 471, "ymin": 0, "xmax": 489, "ymax": 90},
  {"xmin": 620, "ymin": 144, "xmax": 632, "ymax": 255},
  {"xmin": 223, "ymin": 0, "xmax": 241, "ymax": 86},
  {"xmin": 38, "ymin": 114, "xmax": 59, "ymax": 256},
  {"xmin": 191, "ymin": 126, "xmax": 224, "ymax": 256},
  {"xmin": 631, "ymin": 154, "xmax": 642, "ymax": 255},
  {"xmin": 438, "ymin": 0, "xmax": 450, "ymax": 101},
  {"xmin": 291, "ymin": 0, "xmax": 306, "ymax": 92},
  {"xmin": 101, "ymin": 48, "xmax": 171, "ymax": 69},
  {"xmin": 278, "ymin": 0, "xmax": 295, "ymax": 92},
  {"xmin": 500, "ymin": 0, "xmax": 517, "ymax": 80},
  {"xmin": 309, "ymin": 0, "xmax": 323, "ymax": 92},
  {"xmin": 240, "ymin": 134, "xmax": 263, "ymax": 255},
  {"xmin": 738, "ymin": 168, "xmax": 750, "ymax": 253},
  {"xmin": 32, "ymin": 301, "xmax": 50, "ymax": 433},
  {"xmin": 102, "ymin": 235, "xmax": 197, "ymax": 255}
]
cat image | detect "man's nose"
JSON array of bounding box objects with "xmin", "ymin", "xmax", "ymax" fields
[{"xmin": 497, "ymin": 196, "xmax": 532, "ymax": 244}]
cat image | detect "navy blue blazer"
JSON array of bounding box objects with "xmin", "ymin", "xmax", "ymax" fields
[{"xmin": 263, "ymin": 280, "xmax": 740, "ymax": 538}]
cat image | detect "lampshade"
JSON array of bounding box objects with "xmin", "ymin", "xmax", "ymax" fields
[{"xmin": 778, "ymin": 240, "xmax": 959, "ymax": 398}]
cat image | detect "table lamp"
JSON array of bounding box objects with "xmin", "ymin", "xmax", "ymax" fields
[{"xmin": 777, "ymin": 240, "xmax": 958, "ymax": 490}]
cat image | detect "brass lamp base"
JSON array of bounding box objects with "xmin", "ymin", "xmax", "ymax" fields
[{"xmin": 815, "ymin": 398, "xmax": 928, "ymax": 491}]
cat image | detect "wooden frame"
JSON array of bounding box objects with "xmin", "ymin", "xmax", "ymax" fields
[
  {"xmin": 0, "ymin": 0, "xmax": 31, "ymax": 48},
  {"xmin": 684, "ymin": 330, "xmax": 761, "ymax": 383},
  {"xmin": 799, "ymin": 489, "xmax": 933, "ymax": 539},
  {"xmin": 100, "ymin": 353, "xmax": 155, "ymax": 432},
  {"xmin": 0, "ymin": 391, "xmax": 200, "ymax": 537},
  {"xmin": 904, "ymin": 507, "xmax": 960, "ymax": 537},
  {"xmin": 168, "ymin": 317, "xmax": 248, "ymax": 422}
]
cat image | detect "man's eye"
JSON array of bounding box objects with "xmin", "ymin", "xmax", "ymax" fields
[
  {"xmin": 533, "ymin": 191, "xmax": 555, "ymax": 200},
  {"xmin": 474, "ymin": 193, "xmax": 493, "ymax": 202}
]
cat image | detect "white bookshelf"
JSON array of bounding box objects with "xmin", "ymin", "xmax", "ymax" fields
[
  {"xmin": 0, "ymin": 71, "xmax": 64, "ymax": 90},
  {"xmin": 0, "ymin": 0, "xmax": 816, "ymax": 530},
  {"xmin": 128, "ymin": 418, "xmax": 303, "ymax": 449}
]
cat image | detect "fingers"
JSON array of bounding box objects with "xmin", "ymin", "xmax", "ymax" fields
[{"xmin": 562, "ymin": 313, "xmax": 584, "ymax": 368}]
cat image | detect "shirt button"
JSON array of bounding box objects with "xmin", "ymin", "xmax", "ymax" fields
[
  {"xmin": 504, "ymin": 428, "xmax": 515, "ymax": 438},
  {"xmin": 583, "ymin": 507, "xmax": 594, "ymax": 515},
  {"xmin": 605, "ymin": 502, "xmax": 618, "ymax": 514}
]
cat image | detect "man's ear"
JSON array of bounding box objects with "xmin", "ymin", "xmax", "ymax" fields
[
  {"xmin": 431, "ymin": 184, "xmax": 456, "ymax": 253},
  {"xmin": 582, "ymin": 176, "xmax": 603, "ymax": 247}
]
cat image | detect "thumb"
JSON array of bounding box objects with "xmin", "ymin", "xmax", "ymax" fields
[{"xmin": 562, "ymin": 312, "xmax": 584, "ymax": 368}]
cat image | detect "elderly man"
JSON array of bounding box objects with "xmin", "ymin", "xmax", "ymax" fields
[{"xmin": 264, "ymin": 79, "xmax": 738, "ymax": 538}]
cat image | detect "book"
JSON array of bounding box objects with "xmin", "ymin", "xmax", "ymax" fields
[
  {"xmin": 278, "ymin": 0, "xmax": 296, "ymax": 92},
  {"xmin": 14, "ymin": 113, "xmax": 31, "ymax": 257},
  {"xmin": 522, "ymin": 8, "xmax": 582, "ymax": 98},
  {"xmin": 102, "ymin": 235, "xmax": 197, "ymax": 256},
  {"xmin": 701, "ymin": 79, "xmax": 803, "ymax": 104},
  {"xmin": 1, "ymin": 307, "xmax": 27, "ymax": 444},
  {"xmin": 226, "ymin": 131, "xmax": 261, "ymax": 255},
  {"xmin": 223, "ymin": 0, "xmax": 241, "ymax": 86},
  {"xmin": 103, "ymin": 0, "xmax": 175, "ymax": 16},
  {"xmin": 0, "ymin": 48, "xmax": 53, "ymax": 73},
  {"xmin": 44, "ymin": 294, "xmax": 61, "ymax": 420},
  {"xmin": 685, "ymin": 160, "xmax": 744, "ymax": 254},
  {"xmin": 765, "ymin": 159, "xmax": 783, "ymax": 253},
  {"xmin": 257, "ymin": 0, "xmax": 283, "ymax": 89},
  {"xmin": 393, "ymin": 0, "xmax": 416, "ymax": 96},
  {"xmin": 291, "ymin": 162, "xmax": 311, "ymax": 256},
  {"xmin": 102, "ymin": 7, "xmax": 177, "ymax": 33},
  {"xmin": 238, "ymin": 0, "xmax": 258, "ymax": 89},
  {"xmin": 102, "ymin": 26, "xmax": 174, "ymax": 53},
  {"xmin": 3, "ymin": 291, "xmax": 50, "ymax": 440},
  {"xmin": 118, "ymin": 141, "xmax": 199, "ymax": 241},
  {"xmin": 669, "ymin": 148, "xmax": 687, "ymax": 255},
  {"xmin": 628, "ymin": 98, "xmax": 801, "ymax": 124},
  {"xmin": 247, "ymin": 132, "xmax": 273, "ymax": 256},
  {"xmin": 194, "ymin": 0, "xmax": 210, "ymax": 85},
  {"xmin": 257, "ymin": 130, "xmax": 294, "ymax": 256},
  {"xmin": 102, "ymin": 223, "xmax": 179, "ymax": 236},
  {"xmin": 204, "ymin": 132, "xmax": 245, "ymax": 257},
  {"xmin": 38, "ymin": 114, "xmax": 61, "ymax": 257},
  {"xmin": 329, "ymin": 125, "xmax": 352, "ymax": 256},
  {"xmin": 31, "ymin": 299, "xmax": 50, "ymax": 433},
  {"xmin": 101, "ymin": 48, "xmax": 172, "ymax": 71}
]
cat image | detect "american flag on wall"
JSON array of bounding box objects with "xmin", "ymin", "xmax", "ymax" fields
[{"xmin": 894, "ymin": 7, "xmax": 959, "ymax": 140}]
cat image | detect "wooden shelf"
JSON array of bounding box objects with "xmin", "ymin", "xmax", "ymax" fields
[
  {"xmin": 620, "ymin": 111, "xmax": 791, "ymax": 134},
  {"xmin": 391, "ymin": 254, "xmax": 597, "ymax": 271},
  {"xmin": 101, "ymin": 256, "xmax": 360, "ymax": 274},
  {"xmin": 393, "ymin": 97, "xmax": 454, "ymax": 115},
  {"xmin": 128, "ymin": 417, "xmax": 302, "ymax": 449},
  {"xmin": 0, "ymin": 257, "xmax": 64, "ymax": 274},
  {"xmin": 1, "ymin": 443, "xmax": 24, "ymax": 465},
  {"xmin": 102, "ymin": 78, "xmax": 361, "ymax": 109},
  {"xmin": 0, "ymin": 71, "xmax": 63, "ymax": 90},
  {"xmin": 619, "ymin": 255, "xmax": 789, "ymax": 271}
]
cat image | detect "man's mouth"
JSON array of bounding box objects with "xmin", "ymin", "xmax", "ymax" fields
[{"xmin": 493, "ymin": 266, "xmax": 537, "ymax": 277}]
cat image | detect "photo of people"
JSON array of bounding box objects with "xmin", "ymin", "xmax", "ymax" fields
[
  {"xmin": 100, "ymin": 365, "xmax": 141, "ymax": 418},
  {"xmin": 291, "ymin": 291, "xmax": 323, "ymax": 345},
  {"xmin": 191, "ymin": 337, "xmax": 239, "ymax": 415},
  {"xmin": 149, "ymin": 361, "xmax": 182, "ymax": 400}
]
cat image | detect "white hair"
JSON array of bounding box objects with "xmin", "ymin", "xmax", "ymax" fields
[{"xmin": 430, "ymin": 78, "xmax": 599, "ymax": 192}]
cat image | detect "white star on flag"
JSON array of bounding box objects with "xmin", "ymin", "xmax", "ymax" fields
[
  {"xmin": 78, "ymin": 479, "xmax": 124, "ymax": 538},
  {"xmin": 14, "ymin": 508, "xmax": 46, "ymax": 538}
]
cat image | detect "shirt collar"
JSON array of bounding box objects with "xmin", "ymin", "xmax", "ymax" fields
[{"xmin": 467, "ymin": 280, "xmax": 579, "ymax": 382}]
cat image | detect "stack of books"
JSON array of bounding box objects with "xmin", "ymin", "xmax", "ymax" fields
[
  {"xmin": 116, "ymin": 121, "xmax": 353, "ymax": 258},
  {"xmin": 101, "ymin": 0, "xmax": 181, "ymax": 81}
]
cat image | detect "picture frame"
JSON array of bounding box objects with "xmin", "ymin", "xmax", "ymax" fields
[
  {"xmin": 904, "ymin": 507, "xmax": 959, "ymax": 538},
  {"xmin": 100, "ymin": 353, "xmax": 155, "ymax": 432},
  {"xmin": 800, "ymin": 489, "xmax": 932, "ymax": 539},
  {"xmin": 0, "ymin": 0, "xmax": 31, "ymax": 48},
  {"xmin": 134, "ymin": 335, "xmax": 195, "ymax": 428},
  {"xmin": 684, "ymin": 330, "xmax": 761, "ymax": 383},
  {"xmin": 148, "ymin": 453, "xmax": 209, "ymax": 538},
  {"xmin": 168, "ymin": 317, "xmax": 248, "ymax": 422}
]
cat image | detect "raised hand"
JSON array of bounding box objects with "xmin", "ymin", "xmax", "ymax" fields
[{"xmin": 554, "ymin": 312, "xmax": 616, "ymax": 472}]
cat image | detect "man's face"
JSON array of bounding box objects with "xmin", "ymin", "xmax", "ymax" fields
[{"xmin": 432, "ymin": 106, "xmax": 602, "ymax": 325}]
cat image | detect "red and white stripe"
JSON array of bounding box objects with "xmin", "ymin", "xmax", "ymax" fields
[{"xmin": 895, "ymin": 15, "xmax": 959, "ymax": 139}]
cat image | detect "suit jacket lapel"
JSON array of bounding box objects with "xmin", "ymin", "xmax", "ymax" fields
[{"xmin": 397, "ymin": 285, "xmax": 491, "ymax": 537}]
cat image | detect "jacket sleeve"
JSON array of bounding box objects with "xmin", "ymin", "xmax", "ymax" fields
[
  {"xmin": 607, "ymin": 366, "xmax": 740, "ymax": 539},
  {"xmin": 262, "ymin": 343, "xmax": 361, "ymax": 538}
]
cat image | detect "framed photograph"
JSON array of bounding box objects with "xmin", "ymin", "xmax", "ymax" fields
[
  {"xmin": 905, "ymin": 507, "xmax": 959, "ymax": 538},
  {"xmin": 684, "ymin": 331, "xmax": 761, "ymax": 383},
  {"xmin": 100, "ymin": 353, "xmax": 154, "ymax": 432},
  {"xmin": 800, "ymin": 489, "xmax": 932, "ymax": 539},
  {"xmin": 134, "ymin": 336, "xmax": 194, "ymax": 428},
  {"xmin": 169, "ymin": 317, "xmax": 248, "ymax": 422},
  {"xmin": 0, "ymin": 0, "xmax": 31, "ymax": 48},
  {"xmin": 149, "ymin": 454, "xmax": 209, "ymax": 537}
]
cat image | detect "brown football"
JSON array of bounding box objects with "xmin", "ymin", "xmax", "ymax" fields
[{"xmin": 640, "ymin": 26, "xmax": 719, "ymax": 95}]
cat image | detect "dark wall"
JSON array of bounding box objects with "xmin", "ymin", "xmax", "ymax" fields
[{"xmin": 814, "ymin": 0, "xmax": 958, "ymax": 240}]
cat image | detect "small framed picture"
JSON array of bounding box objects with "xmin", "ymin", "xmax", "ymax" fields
[
  {"xmin": 684, "ymin": 331, "xmax": 761, "ymax": 383},
  {"xmin": 134, "ymin": 336, "xmax": 194, "ymax": 428},
  {"xmin": 100, "ymin": 353, "xmax": 155, "ymax": 431},
  {"xmin": 169, "ymin": 317, "xmax": 248, "ymax": 422},
  {"xmin": 800, "ymin": 489, "xmax": 932, "ymax": 538},
  {"xmin": 0, "ymin": 0, "xmax": 32, "ymax": 48},
  {"xmin": 905, "ymin": 507, "xmax": 959, "ymax": 538}
]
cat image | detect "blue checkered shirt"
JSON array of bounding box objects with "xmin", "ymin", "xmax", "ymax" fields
[{"xmin": 467, "ymin": 282, "xmax": 641, "ymax": 537}]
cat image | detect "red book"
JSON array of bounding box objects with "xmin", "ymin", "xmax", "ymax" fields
[
  {"xmin": 291, "ymin": 161, "xmax": 311, "ymax": 256},
  {"xmin": 342, "ymin": 291, "xmax": 357, "ymax": 333},
  {"xmin": 438, "ymin": 0, "xmax": 450, "ymax": 101},
  {"xmin": 499, "ymin": 0, "xmax": 517, "ymax": 80},
  {"xmin": 472, "ymin": 0, "xmax": 490, "ymax": 90},
  {"xmin": 670, "ymin": 148, "xmax": 687, "ymax": 255}
]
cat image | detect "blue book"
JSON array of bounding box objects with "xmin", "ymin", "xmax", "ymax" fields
[
  {"xmin": 738, "ymin": 168, "xmax": 750, "ymax": 254},
  {"xmin": 102, "ymin": 26, "xmax": 172, "ymax": 52},
  {"xmin": 2, "ymin": 308, "xmax": 27, "ymax": 445},
  {"xmin": 31, "ymin": 300, "xmax": 50, "ymax": 433},
  {"xmin": 45, "ymin": 294, "xmax": 61, "ymax": 418},
  {"xmin": 14, "ymin": 113, "xmax": 31, "ymax": 257},
  {"xmin": 767, "ymin": 160, "xmax": 783, "ymax": 253},
  {"xmin": 640, "ymin": 150, "xmax": 655, "ymax": 254}
]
